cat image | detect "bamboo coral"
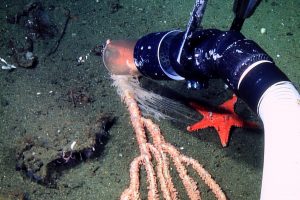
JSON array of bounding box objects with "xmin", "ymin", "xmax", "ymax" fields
[{"xmin": 112, "ymin": 75, "xmax": 226, "ymax": 200}]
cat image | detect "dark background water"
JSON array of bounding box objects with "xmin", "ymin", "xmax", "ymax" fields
[{"xmin": 0, "ymin": 0, "xmax": 299, "ymax": 199}]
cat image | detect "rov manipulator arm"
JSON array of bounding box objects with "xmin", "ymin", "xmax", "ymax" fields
[
  {"xmin": 131, "ymin": 27, "xmax": 300, "ymax": 200},
  {"xmin": 102, "ymin": 2, "xmax": 300, "ymax": 200},
  {"xmin": 103, "ymin": 28, "xmax": 300, "ymax": 200}
]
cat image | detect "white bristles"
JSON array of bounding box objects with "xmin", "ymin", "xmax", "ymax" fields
[{"xmin": 111, "ymin": 75, "xmax": 196, "ymax": 122}]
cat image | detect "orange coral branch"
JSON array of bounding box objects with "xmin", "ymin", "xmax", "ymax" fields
[{"xmin": 112, "ymin": 75, "xmax": 226, "ymax": 200}]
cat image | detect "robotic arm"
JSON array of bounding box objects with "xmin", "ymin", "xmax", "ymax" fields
[{"xmin": 102, "ymin": 0, "xmax": 300, "ymax": 199}]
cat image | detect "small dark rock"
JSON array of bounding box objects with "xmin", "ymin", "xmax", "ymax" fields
[
  {"xmin": 110, "ymin": 0, "xmax": 123, "ymax": 14},
  {"xmin": 91, "ymin": 43, "xmax": 105, "ymax": 57},
  {"xmin": 67, "ymin": 87, "xmax": 93, "ymax": 107},
  {"xmin": 0, "ymin": 98, "xmax": 9, "ymax": 107}
]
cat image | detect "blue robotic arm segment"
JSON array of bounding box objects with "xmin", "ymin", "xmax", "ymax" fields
[{"xmin": 133, "ymin": 29, "xmax": 289, "ymax": 111}]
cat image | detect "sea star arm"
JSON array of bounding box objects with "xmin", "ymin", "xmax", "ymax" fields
[{"xmin": 187, "ymin": 95, "xmax": 258, "ymax": 147}]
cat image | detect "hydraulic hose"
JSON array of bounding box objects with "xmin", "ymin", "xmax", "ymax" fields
[
  {"xmin": 258, "ymin": 81, "xmax": 300, "ymax": 200},
  {"xmin": 191, "ymin": 31, "xmax": 300, "ymax": 199}
]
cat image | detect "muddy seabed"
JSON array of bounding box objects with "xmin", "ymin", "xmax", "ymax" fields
[{"xmin": 0, "ymin": 0, "xmax": 299, "ymax": 199}]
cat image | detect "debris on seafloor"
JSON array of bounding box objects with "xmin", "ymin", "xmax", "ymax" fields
[
  {"xmin": 6, "ymin": 2, "xmax": 59, "ymax": 40},
  {"xmin": 15, "ymin": 114, "xmax": 115, "ymax": 187},
  {"xmin": 6, "ymin": 1, "xmax": 71, "ymax": 57},
  {"xmin": 0, "ymin": 190, "xmax": 29, "ymax": 200},
  {"xmin": 47, "ymin": 7, "xmax": 70, "ymax": 56},
  {"xmin": 109, "ymin": 0, "xmax": 123, "ymax": 14},
  {"xmin": 0, "ymin": 57, "xmax": 17, "ymax": 70},
  {"xmin": 91, "ymin": 43, "xmax": 105, "ymax": 57},
  {"xmin": 67, "ymin": 87, "xmax": 94, "ymax": 107},
  {"xmin": 7, "ymin": 38, "xmax": 38, "ymax": 68}
]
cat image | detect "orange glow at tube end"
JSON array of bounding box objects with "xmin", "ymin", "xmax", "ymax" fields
[{"xmin": 103, "ymin": 39, "xmax": 140, "ymax": 76}]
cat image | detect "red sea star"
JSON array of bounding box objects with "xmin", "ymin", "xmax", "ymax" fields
[{"xmin": 187, "ymin": 95, "xmax": 258, "ymax": 147}]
